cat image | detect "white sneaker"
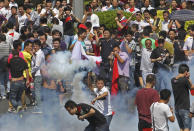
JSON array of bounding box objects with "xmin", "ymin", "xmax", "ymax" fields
[{"xmin": 16, "ymin": 106, "xmax": 22, "ymax": 113}]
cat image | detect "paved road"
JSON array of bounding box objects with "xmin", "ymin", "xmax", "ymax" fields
[{"xmin": 0, "ymin": 99, "xmax": 8, "ymax": 115}]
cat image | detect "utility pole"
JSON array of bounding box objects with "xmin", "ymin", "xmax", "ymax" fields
[{"xmin": 73, "ymin": 0, "xmax": 84, "ymax": 20}]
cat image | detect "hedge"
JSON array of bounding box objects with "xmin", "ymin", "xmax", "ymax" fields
[{"xmin": 95, "ymin": 10, "xmax": 194, "ymax": 31}]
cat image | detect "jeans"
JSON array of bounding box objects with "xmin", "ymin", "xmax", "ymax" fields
[
  {"xmin": 64, "ymin": 35, "xmax": 74, "ymax": 49},
  {"xmin": 84, "ymin": 123, "xmax": 109, "ymax": 131},
  {"xmin": 118, "ymin": 76, "xmax": 129, "ymax": 94},
  {"xmin": 175, "ymin": 109, "xmax": 192, "ymax": 130},
  {"xmin": 0, "ymin": 71, "xmax": 8, "ymax": 96},
  {"xmin": 9, "ymin": 80, "xmax": 25, "ymax": 109},
  {"xmin": 129, "ymin": 65, "xmax": 135, "ymax": 90},
  {"xmin": 34, "ymin": 76, "xmax": 42, "ymax": 106},
  {"xmin": 105, "ymin": 115, "xmax": 113, "ymax": 130}
]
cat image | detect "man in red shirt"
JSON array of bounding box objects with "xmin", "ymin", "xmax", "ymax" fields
[{"xmin": 135, "ymin": 74, "xmax": 159, "ymax": 131}]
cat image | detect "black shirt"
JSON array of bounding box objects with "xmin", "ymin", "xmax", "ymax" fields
[
  {"xmin": 150, "ymin": 47, "xmax": 171, "ymax": 73},
  {"xmin": 61, "ymin": 15, "xmax": 76, "ymax": 36},
  {"xmin": 8, "ymin": 57, "xmax": 28, "ymax": 78},
  {"xmin": 99, "ymin": 38, "xmax": 117, "ymax": 63},
  {"xmin": 76, "ymin": 103, "xmax": 107, "ymax": 126},
  {"xmin": 174, "ymin": 41, "xmax": 187, "ymax": 63},
  {"xmin": 171, "ymin": 77, "xmax": 191, "ymax": 110}
]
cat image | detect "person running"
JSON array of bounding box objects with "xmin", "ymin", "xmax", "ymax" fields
[{"xmin": 65, "ymin": 100, "xmax": 109, "ymax": 131}]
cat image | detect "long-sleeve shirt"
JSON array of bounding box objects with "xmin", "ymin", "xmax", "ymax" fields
[{"xmin": 31, "ymin": 49, "xmax": 45, "ymax": 76}]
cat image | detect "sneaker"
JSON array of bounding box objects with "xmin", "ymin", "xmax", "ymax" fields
[
  {"xmin": 16, "ymin": 106, "xmax": 22, "ymax": 113},
  {"xmin": 8, "ymin": 108, "xmax": 16, "ymax": 113},
  {"xmin": 2, "ymin": 96, "xmax": 6, "ymax": 100},
  {"xmin": 31, "ymin": 106, "xmax": 42, "ymax": 114}
]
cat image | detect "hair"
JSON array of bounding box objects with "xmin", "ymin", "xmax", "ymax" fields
[
  {"xmin": 26, "ymin": 33, "xmax": 34, "ymax": 39},
  {"xmin": 64, "ymin": 6, "xmax": 71, "ymax": 11},
  {"xmin": 146, "ymin": 74, "xmax": 156, "ymax": 83},
  {"xmin": 85, "ymin": 22, "xmax": 92, "ymax": 29},
  {"xmin": 136, "ymin": 11, "xmax": 142, "ymax": 15},
  {"xmin": 0, "ymin": 34, "xmax": 6, "ymax": 42},
  {"xmin": 34, "ymin": 39, "xmax": 41, "ymax": 46},
  {"xmin": 85, "ymin": 4, "xmax": 92, "ymax": 12},
  {"xmin": 51, "ymin": 17, "xmax": 59, "ymax": 25},
  {"xmin": 160, "ymin": 89, "xmax": 171, "ymax": 100},
  {"xmin": 65, "ymin": 100, "xmax": 77, "ymax": 109},
  {"xmin": 97, "ymin": 77, "xmax": 105, "ymax": 83},
  {"xmin": 131, "ymin": 24, "xmax": 139, "ymax": 31},
  {"xmin": 11, "ymin": 6, "xmax": 17, "ymax": 10},
  {"xmin": 12, "ymin": 49, "xmax": 19, "ymax": 56},
  {"xmin": 103, "ymin": 28, "xmax": 111, "ymax": 35},
  {"xmin": 52, "ymin": 30, "xmax": 62, "ymax": 37},
  {"xmin": 158, "ymin": 38, "xmax": 165, "ymax": 44},
  {"xmin": 24, "ymin": 40, "xmax": 32, "ymax": 48},
  {"xmin": 145, "ymin": 39, "xmax": 152, "ymax": 44},
  {"xmin": 113, "ymin": 44, "xmax": 120, "ymax": 49},
  {"xmin": 168, "ymin": 29, "xmax": 176, "ymax": 34},
  {"xmin": 13, "ymin": 40, "xmax": 22, "ymax": 49},
  {"xmin": 20, "ymin": 26, "xmax": 31, "ymax": 34},
  {"xmin": 143, "ymin": 26, "xmax": 152, "ymax": 36},
  {"xmin": 159, "ymin": 31, "xmax": 167, "ymax": 39},
  {"xmin": 39, "ymin": 32, "xmax": 47, "ymax": 40},
  {"xmin": 143, "ymin": 9, "xmax": 150, "ymax": 14},
  {"xmin": 24, "ymin": 3, "xmax": 33, "ymax": 10},
  {"xmin": 149, "ymin": 9, "xmax": 157, "ymax": 17},
  {"xmin": 43, "ymin": 26, "xmax": 51, "ymax": 34},
  {"xmin": 40, "ymin": 17, "xmax": 47, "ymax": 24},
  {"xmin": 163, "ymin": 10, "xmax": 169, "ymax": 15},
  {"xmin": 77, "ymin": 28, "xmax": 87, "ymax": 36},
  {"xmin": 53, "ymin": 38, "xmax": 61, "ymax": 43},
  {"xmin": 125, "ymin": 30, "xmax": 134, "ymax": 36},
  {"xmin": 6, "ymin": 22, "xmax": 14, "ymax": 29},
  {"xmin": 178, "ymin": 64, "xmax": 189, "ymax": 74}
]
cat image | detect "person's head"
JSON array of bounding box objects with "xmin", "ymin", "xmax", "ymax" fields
[
  {"xmin": 85, "ymin": 22, "xmax": 92, "ymax": 32},
  {"xmin": 11, "ymin": 6, "xmax": 17, "ymax": 15},
  {"xmin": 158, "ymin": 38, "xmax": 165, "ymax": 49},
  {"xmin": 24, "ymin": 40, "xmax": 33, "ymax": 52},
  {"xmin": 36, "ymin": 4, "xmax": 42, "ymax": 12},
  {"xmin": 103, "ymin": 29, "xmax": 111, "ymax": 39},
  {"xmin": 131, "ymin": 24, "xmax": 138, "ymax": 32},
  {"xmin": 64, "ymin": 6, "xmax": 71, "ymax": 15},
  {"xmin": 159, "ymin": 0, "xmax": 166, "ymax": 6},
  {"xmin": 168, "ymin": 29, "xmax": 176, "ymax": 40},
  {"xmin": 0, "ymin": 1, "xmax": 4, "ymax": 8},
  {"xmin": 33, "ymin": 39, "xmax": 41, "ymax": 52},
  {"xmin": 78, "ymin": 28, "xmax": 87, "ymax": 40},
  {"xmin": 65, "ymin": 100, "xmax": 77, "ymax": 115},
  {"xmin": 116, "ymin": 10, "xmax": 124, "ymax": 19},
  {"xmin": 178, "ymin": 64, "xmax": 189, "ymax": 76},
  {"xmin": 143, "ymin": 9, "xmax": 150, "ymax": 19},
  {"xmin": 124, "ymin": 3, "xmax": 129, "ymax": 10},
  {"xmin": 96, "ymin": 77, "xmax": 105, "ymax": 90},
  {"xmin": 113, "ymin": 45, "xmax": 120, "ymax": 54},
  {"xmin": 149, "ymin": 9, "xmax": 157, "ymax": 18},
  {"xmin": 160, "ymin": 89, "xmax": 171, "ymax": 103},
  {"xmin": 25, "ymin": 3, "xmax": 33, "ymax": 14},
  {"xmin": 171, "ymin": 0, "xmax": 177, "ymax": 8},
  {"xmin": 18, "ymin": 5, "xmax": 25, "ymax": 15},
  {"xmin": 6, "ymin": 22, "xmax": 14, "ymax": 29},
  {"xmin": 112, "ymin": 0, "xmax": 118, "ymax": 8},
  {"xmin": 13, "ymin": 40, "xmax": 22, "ymax": 50},
  {"xmin": 53, "ymin": 38, "xmax": 61, "ymax": 49},
  {"xmin": 143, "ymin": 26, "xmax": 152, "ymax": 37},
  {"xmin": 105, "ymin": 0, "xmax": 111, "ymax": 5},
  {"xmin": 85, "ymin": 4, "xmax": 92, "ymax": 15},
  {"xmin": 135, "ymin": 11, "xmax": 142, "ymax": 21},
  {"xmin": 26, "ymin": 33, "xmax": 34, "ymax": 40},
  {"xmin": 144, "ymin": 0, "xmax": 150, "ymax": 7},
  {"xmin": 55, "ymin": 0, "xmax": 61, "ymax": 8},
  {"xmin": 91, "ymin": 0, "xmax": 98, "ymax": 8},
  {"xmin": 181, "ymin": 1, "xmax": 187, "ymax": 9},
  {"xmin": 99, "ymin": 24, "xmax": 106, "ymax": 32},
  {"xmin": 146, "ymin": 74, "xmax": 156, "ymax": 87},
  {"xmin": 125, "ymin": 30, "xmax": 133, "ymax": 42},
  {"xmin": 39, "ymin": 32, "xmax": 47, "ymax": 44},
  {"xmin": 46, "ymin": 0, "xmax": 52, "ymax": 9},
  {"xmin": 12, "ymin": 49, "xmax": 19, "ymax": 57},
  {"xmin": 145, "ymin": 39, "xmax": 152, "ymax": 50},
  {"xmin": 0, "ymin": 34, "xmax": 6, "ymax": 43},
  {"xmin": 52, "ymin": 30, "xmax": 62, "ymax": 39},
  {"xmin": 159, "ymin": 31, "xmax": 167, "ymax": 39},
  {"xmin": 163, "ymin": 10, "xmax": 169, "ymax": 20},
  {"xmin": 10, "ymin": 0, "xmax": 15, "ymax": 3},
  {"xmin": 129, "ymin": 0, "xmax": 135, "ymax": 7},
  {"xmin": 33, "ymin": 30, "xmax": 39, "ymax": 38},
  {"xmin": 20, "ymin": 26, "xmax": 30, "ymax": 35},
  {"xmin": 62, "ymin": 0, "xmax": 67, "ymax": 7}
]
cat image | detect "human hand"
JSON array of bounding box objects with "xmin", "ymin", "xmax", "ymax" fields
[
  {"xmin": 115, "ymin": 17, "xmax": 119, "ymax": 21},
  {"xmin": 91, "ymin": 98, "xmax": 96, "ymax": 105},
  {"xmin": 78, "ymin": 115, "xmax": 85, "ymax": 121},
  {"xmin": 157, "ymin": 57, "xmax": 163, "ymax": 61}
]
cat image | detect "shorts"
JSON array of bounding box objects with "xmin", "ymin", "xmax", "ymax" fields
[{"xmin": 175, "ymin": 109, "xmax": 192, "ymax": 130}]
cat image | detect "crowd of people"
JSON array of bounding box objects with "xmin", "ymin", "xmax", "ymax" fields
[{"xmin": 0, "ymin": 0, "xmax": 194, "ymax": 131}]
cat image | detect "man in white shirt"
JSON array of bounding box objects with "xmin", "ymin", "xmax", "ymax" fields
[
  {"xmin": 150, "ymin": 89, "xmax": 175, "ymax": 131},
  {"xmin": 89, "ymin": 77, "xmax": 113, "ymax": 130},
  {"xmin": 140, "ymin": 10, "xmax": 154, "ymax": 32},
  {"xmin": 183, "ymin": 26, "xmax": 194, "ymax": 60},
  {"xmin": 141, "ymin": 0, "xmax": 154, "ymax": 13},
  {"xmin": 18, "ymin": 5, "xmax": 27, "ymax": 31},
  {"xmin": 160, "ymin": 11, "xmax": 170, "ymax": 33},
  {"xmin": 31, "ymin": 39, "xmax": 45, "ymax": 109},
  {"xmin": 101, "ymin": 0, "xmax": 112, "ymax": 12},
  {"xmin": 126, "ymin": 0, "xmax": 140, "ymax": 14},
  {"xmin": 140, "ymin": 39, "xmax": 153, "ymax": 86}
]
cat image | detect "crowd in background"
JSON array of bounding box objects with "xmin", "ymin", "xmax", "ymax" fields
[{"xmin": 0, "ymin": 0, "xmax": 194, "ymax": 131}]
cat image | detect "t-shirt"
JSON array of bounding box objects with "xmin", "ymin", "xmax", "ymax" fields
[
  {"xmin": 135, "ymin": 88, "xmax": 159, "ymax": 123},
  {"xmin": 140, "ymin": 48, "xmax": 153, "ymax": 72},
  {"xmin": 150, "ymin": 47, "xmax": 171, "ymax": 73},
  {"xmin": 76, "ymin": 103, "xmax": 107, "ymax": 126},
  {"xmin": 8, "ymin": 57, "xmax": 28, "ymax": 78},
  {"xmin": 22, "ymin": 51, "xmax": 32, "ymax": 78},
  {"xmin": 93, "ymin": 87, "xmax": 112, "ymax": 116},
  {"xmin": 61, "ymin": 15, "xmax": 76, "ymax": 36},
  {"xmin": 171, "ymin": 77, "xmax": 191, "ymax": 110},
  {"xmin": 150, "ymin": 102, "xmax": 173, "ymax": 131}
]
